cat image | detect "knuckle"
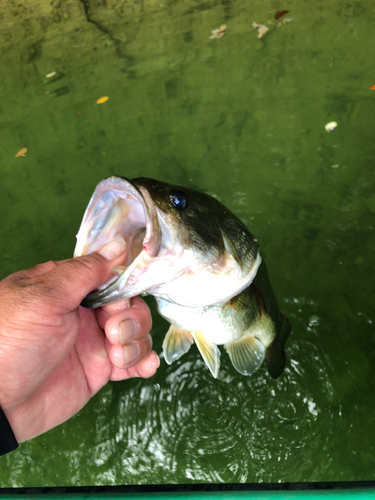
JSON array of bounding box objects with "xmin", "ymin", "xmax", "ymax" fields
[{"xmin": 130, "ymin": 297, "xmax": 153, "ymax": 333}]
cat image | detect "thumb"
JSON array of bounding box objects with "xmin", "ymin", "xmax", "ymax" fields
[{"xmin": 44, "ymin": 239, "xmax": 128, "ymax": 311}]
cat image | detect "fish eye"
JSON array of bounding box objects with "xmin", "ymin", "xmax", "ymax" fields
[{"xmin": 169, "ymin": 190, "xmax": 189, "ymax": 210}]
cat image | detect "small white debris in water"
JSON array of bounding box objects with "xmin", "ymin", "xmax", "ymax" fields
[
  {"xmin": 46, "ymin": 72, "xmax": 56, "ymax": 78},
  {"xmin": 252, "ymin": 22, "xmax": 269, "ymax": 38},
  {"xmin": 325, "ymin": 121, "xmax": 338, "ymax": 132},
  {"xmin": 276, "ymin": 17, "xmax": 293, "ymax": 27},
  {"xmin": 209, "ymin": 25, "xmax": 226, "ymax": 38},
  {"xmin": 153, "ymin": 383, "xmax": 161, "ymax": 392}
]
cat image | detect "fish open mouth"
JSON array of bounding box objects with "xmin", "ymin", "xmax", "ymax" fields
[{"xmin": 74, "ymin": 176, "xmax": 161, "ymax": 307}]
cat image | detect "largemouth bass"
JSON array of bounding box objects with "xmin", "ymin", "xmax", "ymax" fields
[{"xmin": 74, "ymin": 177, "xmax": 291, "ymax": 378}]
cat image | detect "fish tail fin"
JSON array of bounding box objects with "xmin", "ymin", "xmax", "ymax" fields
[
  {"xmin": 162, "ymin": 325, "xmax": 194, "ymax": 365},
  {"xmin": 225, "ymin": 336, "xmax": 265, "ymax": 376},
  {"xmin": 265, "ymin": 315, "xmax": 291, "ymax": 379},
  {"xmin": 192, "ymin": 332, "xmax": 221, "ymax": 378}
]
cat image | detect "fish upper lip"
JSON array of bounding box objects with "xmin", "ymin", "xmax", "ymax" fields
[
  {"xmin": 75, "ymin": 176, "xmax": 160, "ymax": 259},
  {"xmin": 74, "ymin": 176, "xmax": 162, "ymax": 305},
  {"xmin": 136, "ymin": 185, "xmax": 162, "ymax": 258}
]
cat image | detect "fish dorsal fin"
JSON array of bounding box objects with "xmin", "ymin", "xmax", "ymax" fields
[
  {"xmin": 163, "ymin": 325, "xmax": 194, "ymax": 365},
  {"xmin": 192, "ymin": 332, "xmax": 221, "ymax": 378},
  {"xmin": 225, "ymin": 336, "xmax": 265, "ymax": 376}
]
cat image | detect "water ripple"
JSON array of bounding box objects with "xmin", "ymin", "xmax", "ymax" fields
[
  {"xmin": 2, "ymin": 308, "xmax": 369, "ymax": 486},
  {"xmin": 112, "ymin": 320, "xmax": 341, "ymax": 485}
]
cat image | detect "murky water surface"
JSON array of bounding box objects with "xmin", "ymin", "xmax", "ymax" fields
[{"xmin": 1, "ymin": 0, "xmax": 375, "ymax": 487}]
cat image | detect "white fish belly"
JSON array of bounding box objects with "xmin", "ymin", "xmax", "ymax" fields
[{"xmin": 156, "ymin": 298, "xmax": 244, "ymax": 345}]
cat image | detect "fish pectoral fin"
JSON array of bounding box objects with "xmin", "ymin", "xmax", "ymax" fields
[
  {"xmin": 192, "ymin": 332, "xmax": 220, "ymax": 379},
  {"xmin": 162, "ymin": 325, "xmax": 194, "ymax": 365},
  {"xmin": 225, "ymin": 336, "xmax": 265, "ymax": 376}
]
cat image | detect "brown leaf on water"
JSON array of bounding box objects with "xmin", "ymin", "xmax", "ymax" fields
[{"xmin": 275, "ymin": 10, "xmax": 289, "ymax": 20}]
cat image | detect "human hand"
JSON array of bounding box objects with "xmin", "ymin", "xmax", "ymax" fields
[{"xmin": 0, "ymin": 240, "xmax": 159, "ymax": 443}]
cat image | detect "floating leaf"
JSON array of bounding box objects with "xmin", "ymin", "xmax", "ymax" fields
[
  {"xmin": 252, "ymin": 23, "xmax": 269, "ymax": 38},
  {"xmin": 15, "ymin": 148, "xmax": 28, "ymax": 157},
  {"xmin": 325, "ymin": 121, "xmax": 338, "ymax": 132},
  {"xmin": 275, "ymin": 10, "xmax": 289, "ymax": 20},
  {"xmin": 209, "ymin": 26, "xmax": 226, "ymax": 38},
  {"xmin": 96, "ymin": 96, "xmax": 109, "ymax": 104}
]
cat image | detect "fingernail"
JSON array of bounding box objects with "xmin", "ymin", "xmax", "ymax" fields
[
  {"xmin": 150, "ymin": 351, "xmax": 161, "ymax": 369},
  {"xmin": 119, "ymin": 319, "xmax": 138, "ymax": 344},
  {"xmin": 98, "ymin": 238, "xmax": 126, "ymax": 260},
  {"xmin": 123, "ymin": 342, "xmax": 140, "ymax": 365}
]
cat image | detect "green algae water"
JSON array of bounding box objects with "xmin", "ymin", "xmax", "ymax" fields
[{"xmin": 1, "ymin": 0, "xmax": 375, "ymax": 487}]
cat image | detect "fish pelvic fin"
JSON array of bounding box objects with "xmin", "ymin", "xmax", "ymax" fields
[
  {"xmin": 192, "ymin": 332, "xmax": 221, "ymax": 379},
  {"xmin": 162, "ymin": 325, "xmax": 194, "ymax": 365},
  {"xmin": 225, "ymin": 336, "xmax": 265, "ymax": 376}
]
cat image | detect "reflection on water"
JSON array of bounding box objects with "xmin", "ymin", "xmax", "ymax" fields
[{"xmin": 1, "ymin": 0, "xmax": 375, "ymax": 488}]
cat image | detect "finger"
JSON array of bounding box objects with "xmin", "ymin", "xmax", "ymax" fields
[
  {"xmin": 106, "ymin": 334, "xmax": 152, "ymax": 369},
  {"xmin": 95, "ymin": 300, "xmax": 131, "ymax": 330},
  {"xmin": 75, "ymin": 306, "xmax": 111, "ymax": 396},
  {"xmin": 101, "ymin": 299, "xmax": 131, "ymax": 316},
  {"xmin": 110, "ymin": 351, "xmax": 160, "ymax": 381},
  {"xmin": 100, "ymin": 297, "xmax": 152, "ymax": 345},
  {"xmin": 96, "ymin": 296, "xmax": 149, "ymax": 330},
  {"xmin": 36, "ymin": 240, "xmax": 128, "ymax": 311}
]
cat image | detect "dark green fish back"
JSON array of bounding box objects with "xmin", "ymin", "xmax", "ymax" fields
[{"xmin": 133, "ymin": 177, "xmax": 259, "ymax": 272}]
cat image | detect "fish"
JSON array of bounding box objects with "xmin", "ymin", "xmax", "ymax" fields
[{"xmin": 74, "ymin": 177, "xmax": 291, "ymax": 379}]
